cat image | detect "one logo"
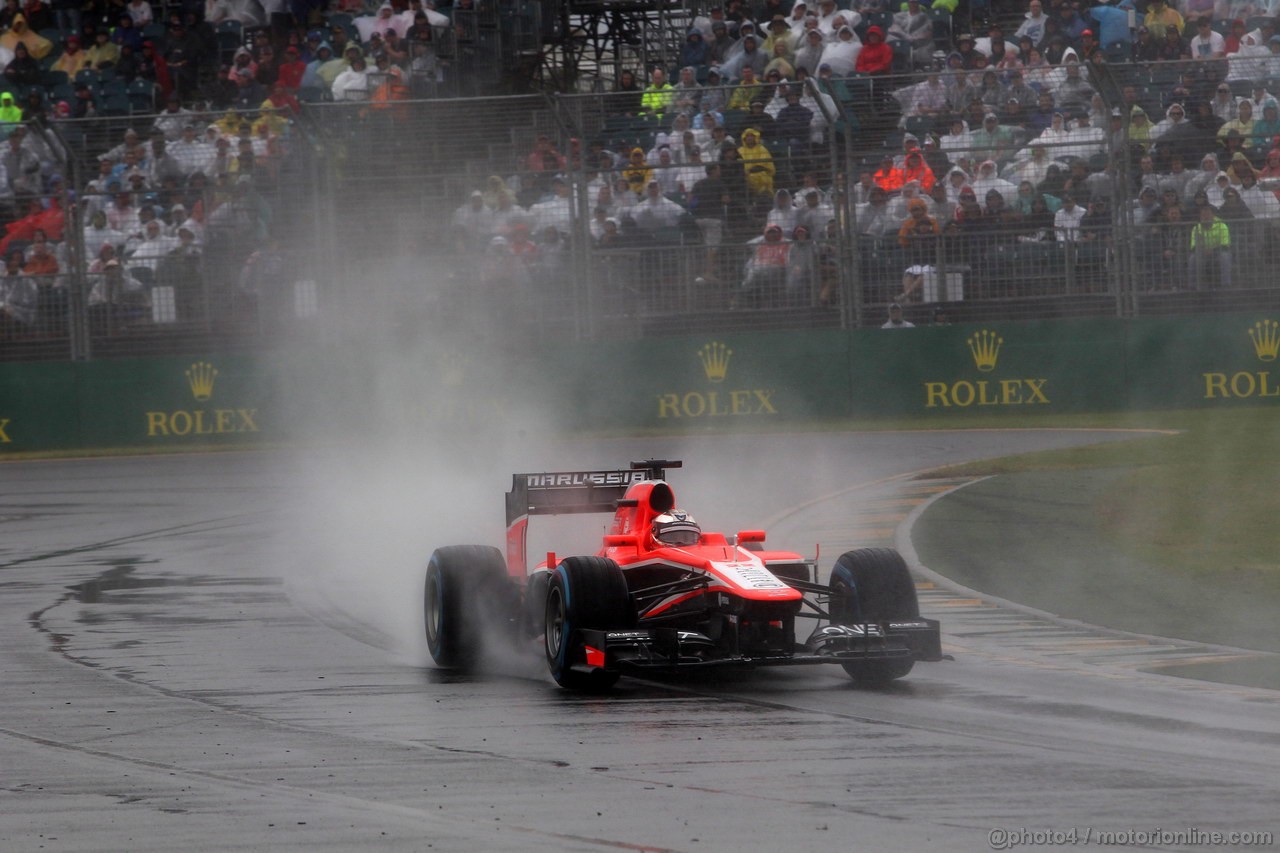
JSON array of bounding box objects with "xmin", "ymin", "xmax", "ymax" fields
[
  {"xmin": 967, "ymin": 330, "xmax": 1003, "ymax": 372},
  {"xmin": 1249, "ymin": 319, "xmax": 1279, "ymax": 362},
  {"xmin": 697, "ymin": 342, "xmax": 732, "ymax": 383},
  {"xmin": 185, "ymin": 361, "xmax": 218, "ymax": 402}
]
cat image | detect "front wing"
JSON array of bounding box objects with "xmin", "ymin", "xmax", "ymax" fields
[{"xmin": 569, "ymin": 619, "xmax": 942, "ymax": 677}]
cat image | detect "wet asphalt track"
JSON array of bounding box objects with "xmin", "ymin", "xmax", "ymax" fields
[{"xmin": 2, "ymin": 433, "xmax": 1278, "ymax": 852}]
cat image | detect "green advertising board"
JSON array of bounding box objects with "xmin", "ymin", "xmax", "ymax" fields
[
  {"xmin": 849, "ymin": 318, "xmax": 1129, "ymax": 416},
  {"xmin": 541, "ymin": 330, "xmax": 855, "ymax": 429},
  {"xmin": 1126, "ymin": 314, "xmax": 1280, "ymax": 410},
  {"xmin": 0, "ymin": 354, "xmax": 276, "ymax": 453},
  {"xmin": 0, "ymin": 362, "xmax": 80, "ymax": 451},
  {"xmin": 2, "ymin": 312, "xmax": 1279, "ymax": 454}
]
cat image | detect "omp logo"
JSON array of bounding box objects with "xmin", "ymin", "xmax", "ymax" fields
[
  {"xmin": 185, "ymin": 361, "xmax": 218, "ymax": 401},
  {"xmin": 925, "ymin": 329, "xmax": 1050, "ymax": 408},
  {"xmin": 1203, "ymin": 318, "xmax": 1280, "ymax": 399},
  {"xmin": 1249, "ymin": 319, "xmax": 1279, "ymax": 362},
  {"xmin": 657, "ymin": 342, "xmax": 777, "ymax": 418},
  {"xmin": 0, "ymin": 418, "xmax": 10, "ymax": 443},
  {"xmin": 967, "ymin": 329, "xmax": 1003, "ymax": 372},
  {"xmin": 147, "ymin": 361, "xmax": 260, "ymax": 437},
  {"xmin": 697, "ymin": 342, "xmax": 732, "ymax": 383}
]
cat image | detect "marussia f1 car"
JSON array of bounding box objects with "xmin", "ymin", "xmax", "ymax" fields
[{"xmin": 423, "ymin": 460, "xmax": 942, "ymax": 690}]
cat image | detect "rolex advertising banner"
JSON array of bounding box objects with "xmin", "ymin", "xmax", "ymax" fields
[
  {"xmin": 848, "ymin": 318, "xmax": 1129, "ymax": 416},
  {"xmin": 540, "ymin": 329, "xmax": 855, "ymax": 428},
  {"xmin": 1125, "ymin": 314, "xmax": 1280, "ymax": 409},
  {"xmin": 0, "ymin": 362, "xmax": 81, "ymax": 452},
  {"xmin": 77, "ymin": 356, "xmax": 276, "ymax": 447},
  {"xmin": 3, "ymin": 313, "xmax": 1280, "ymax": 455},
  {"xmin": 0, "ymin": 355, "xmax": 276, "ymax": 453}
]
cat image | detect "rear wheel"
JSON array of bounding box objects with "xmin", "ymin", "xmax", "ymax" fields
[
  {"xmin": 829, "ymin": 548, "xmax": 920, "ymax": 685},
  {"xmin": 544, "ymin": 556, "xmax": 634, "ymax": 691},
  {"xmin": 424, "ymin": 545, "xmax": 509, "ymax": 671}
]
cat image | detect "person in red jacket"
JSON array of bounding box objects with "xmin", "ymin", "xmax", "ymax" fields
[
  {"xmin": 900, "ymin": 149, "xmax": 935, "ymax": 192},
  {"xmin": 276, "ymin": 45, "xmax": 306, "ymax": 92},
  {"xmin": 855, "ymin": 25, "xmax": 893, "ymax": 74},
  {"xmin": 872, "ymin": 153, "xmax": 904, "ymax": 191}
]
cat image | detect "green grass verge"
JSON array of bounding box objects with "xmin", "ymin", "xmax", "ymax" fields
[{"xmin": 920, "ymin": 408, "xmax": 1280, "ymax": 584}]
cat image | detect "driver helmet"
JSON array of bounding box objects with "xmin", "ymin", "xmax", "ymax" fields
[{"xmin": 652, "ymin": 511, "xmax": 701, "ymax": 546}]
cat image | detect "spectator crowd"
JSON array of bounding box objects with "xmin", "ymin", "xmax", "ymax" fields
[
  {"xmin": 8, "ymin": 0, "xmax": 1280, "ymax": 337},
  {"xmin": 451, "ymin": 0, "xmax": 1280, "ymax": 313}
]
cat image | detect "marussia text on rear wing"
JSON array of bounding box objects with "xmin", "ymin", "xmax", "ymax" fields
[{"xmin": 504, "ymin": 460, "xmax": 682, "ymax": 576}]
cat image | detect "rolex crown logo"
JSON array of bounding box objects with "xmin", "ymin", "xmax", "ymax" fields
[
  {"xmin": 967, "ymin": 330, "xmax": 1003, "ymax": 372},
  {"xmin": 1249, "ymin": 319, "xmax": 1279, "ymax": 362},
  {"xmin": 185, "ymin": 361, "xmax": 218, "ymax": 402},
  {"xmin": 697, "ymin": 342, "xmax": 732, "ymax": 383}
]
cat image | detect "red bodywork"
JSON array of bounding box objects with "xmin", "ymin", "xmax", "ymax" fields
[{"xmin": 508, "ymin": 477, "xmax": 807, "ymax": 618}]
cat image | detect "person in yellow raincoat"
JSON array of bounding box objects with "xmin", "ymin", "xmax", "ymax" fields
[
  {"xmin": 621, "ymin": 147, "xmax": 652, "ymax": 196},
  {"xmin": 738, "ymin": 128, "xmax": 775, "ymax": 200},
  {"xmin": 214, "ymin": 109, "xmax": 245, "ymax": 137},
  {"xmin": 0, "ymin": 92, "xmax": 23, "ymax": 124},
  {"xmin": 1, "ymin": 15, "xmax": 53, "ymax": 60},
  {"xmin": 52, "ymin": 35, "xmax": 91, "ymax": 76}
]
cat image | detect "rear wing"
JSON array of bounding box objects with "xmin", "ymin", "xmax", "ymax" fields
[
  {"xmin": 505, "ymin": 469, "xmax": 646, "ymax": 528},
  {"xmin": 504, "ymin": 460, "xmax": 682, "ymax": 576}
]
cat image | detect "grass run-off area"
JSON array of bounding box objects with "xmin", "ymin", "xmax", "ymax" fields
[{"xmin": 916, "ymin": 408, "xmax": 1280, "ymax": 589}]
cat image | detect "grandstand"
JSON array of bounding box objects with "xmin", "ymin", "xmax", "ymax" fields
[{"xmin": 2, "ymin": 0, "xmax": 1280, "ymax": 362}]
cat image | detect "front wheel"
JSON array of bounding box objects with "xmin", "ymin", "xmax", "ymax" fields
[
  {"xmin": 544, "ymin": 556, "xmax": 634, "ymax": 691},
  {"xmin": 829, "ymin": 548, "xmax": 920, "ymax": 685}
]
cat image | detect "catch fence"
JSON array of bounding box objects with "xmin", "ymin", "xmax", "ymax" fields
[{"xmin": 5, "ymin": 55, "xmax": 1280, "ymax": 361}]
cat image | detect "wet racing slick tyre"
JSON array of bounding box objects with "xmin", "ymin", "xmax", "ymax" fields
[
  {"xmin": 424, "ymin": 545, "xmax": 510, "ymax": 671},
  {"xmin": 829, "ymin": 548, "xmax": 920, "ymax": 685},
  {"xmin": 544, "ymin": 556, "xmax": 634, "ymax": 691}
]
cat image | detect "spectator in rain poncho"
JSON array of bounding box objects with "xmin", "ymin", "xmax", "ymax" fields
[
  {"xmin": 627, "ymin": 179, "xmax": 688, "ymax": 233},
  {"xmin": 1005, "ymin": 143, "xmax": 1066, "ymax": 188},
  {"xmin": 317, "ymin": 44, "xmax": 358, "ymax": 89},
  {"xmin": 621, "ymin": 147, "xmax": 652, "ymax": 196},
  {"xmin": 1182, "ymin": 152, "xmax": 1220, "ymax": 203},
  {"xmin": 331, "ymin": 54, "xmax": 370, "ymax": 101},
  {"xmin": 1227, "ymin": 36, "xmax": 1270, "ymax": 82},
  {"xmin": 737, "ymin": 222, "xmax": 791, "ymax": 306},
  {"xmin": 970, "ymin": 159, "xmax": 1017, "ymax": 200},
  {"xmin": 719, "ymin": 32, "xmax": 768, "ymax": 81},
  {"xmin": 0, "ymin": 91, "xmax": 21, "ymax": 124},
  {"xmin": 889, "ymin": 0, "xmax": 933, "ymax": 67},
  {"xmin": 679, "ymin": 28, "xmax": 709, "ymax": 68},
  {"xmin": 126, "ymin": 219, "xmax": 179, "ymax": 270},
  {"xmin": 738, "ymin": 127, "xmax": 775, "ymax": 200},
  {"xmin": 83, "ymin": 210, "xmax": 127, "ymax": 256},
  {"xmin": 0, "ymin": 15, "xmax": 51, "ymax": 60},
  {"xmin": 762, "ymin": 15, "xmax": 797, "ymax": 59},
  {"xmin": 855, "ymin": 25, "xmax": 893, "ymax": 74},
  {"xmin": 943, "ymin": 166, "xmax": 971, "ymax": 203},
  {"xmin": 1150, "ymin": 102, "xmax": 1190, "ymax": 143},
  {"xmin": 818, "ymin": 26, "xmax": 861, "ymax": 76},
  {"xmin": 356, "ymin": 3, "xmax": 410, "ymax": 42},
  {"xmin": 301, "ymin": 42, "xmax": 334, "ymax": 89},
  {"xmin": 793, "ymin": 28, "xmax": 827, "ymax": 76}
]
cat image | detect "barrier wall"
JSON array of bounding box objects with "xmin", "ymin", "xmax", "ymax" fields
[{"xmin": 2, "ymin": 312, "xmax": 1278, "ymax": 454}]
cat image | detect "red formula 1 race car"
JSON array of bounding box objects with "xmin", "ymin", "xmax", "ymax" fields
[{"xmin": 423, "ymin": 460, "xmax": 941, "ymax": 690}]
